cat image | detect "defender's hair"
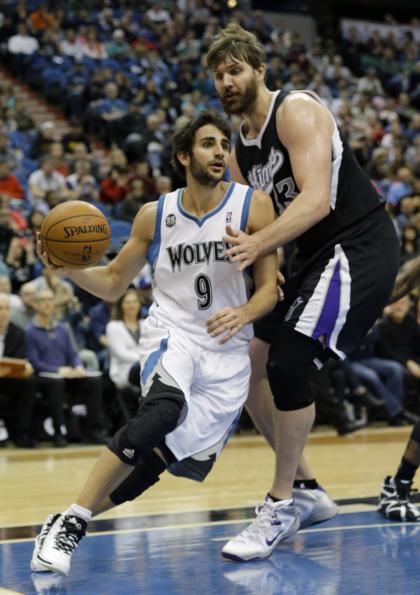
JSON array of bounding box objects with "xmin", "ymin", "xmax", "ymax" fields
[
  {"xmin": 206, "ymin": 23, "xmax": 265, "ymax": 71},
  {"xmin": 171, "ymin": 110, "xmax": 232, "ymax": 180}
]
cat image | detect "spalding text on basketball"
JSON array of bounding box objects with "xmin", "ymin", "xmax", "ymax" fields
[{"xmin": 63, "ymin": 224, "xmax": 108, "ymax": 239}]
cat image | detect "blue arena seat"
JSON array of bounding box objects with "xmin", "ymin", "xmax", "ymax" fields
[{"xmin": 109, "ymin": 219, "xmax": 132, "ymax": 251}]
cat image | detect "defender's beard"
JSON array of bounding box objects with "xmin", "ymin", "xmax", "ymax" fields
[{"xmin": 220, "ymin": 77, "xmax": 259, "ymax": 115}]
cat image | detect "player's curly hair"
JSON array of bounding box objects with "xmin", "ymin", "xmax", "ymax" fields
[
  {"xmin": 171, "ymin": 110, "xmax": 232, "ymax": 180},
  {"xmin": 206, "ymin": 23, "xmax": 265, "ymax": 71}
]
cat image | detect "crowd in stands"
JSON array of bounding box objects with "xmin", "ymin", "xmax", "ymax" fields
[{"xmin": 0, "ymin": 0, "xmax": 418, "ymax": 447}]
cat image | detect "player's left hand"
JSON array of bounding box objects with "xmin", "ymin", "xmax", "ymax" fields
[
  {"xmin": 224, "ymin": 225, "xmax": 261, "ymax": 272},
  {"xmin": 206, "ymin": 306, "xmax": 249, "ymax": 345},
  {"xmin": 35, "ymin": 231, "xmax": 64, "ymax": 271}
]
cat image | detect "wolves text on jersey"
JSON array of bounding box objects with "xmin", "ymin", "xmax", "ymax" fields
[{"xmin": 167, "ymin": 241, "xmax": 230, "ymax": 272}]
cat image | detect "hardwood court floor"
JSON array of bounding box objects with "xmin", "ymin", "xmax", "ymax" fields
[{"xmin": 0, "ymin": 426, "xmax": 414, "ymax": 528}]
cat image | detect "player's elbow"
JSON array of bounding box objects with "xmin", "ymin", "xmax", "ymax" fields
[{"xmin": 311, "ymin": 194, "xmax": 330, "ymax": 221}]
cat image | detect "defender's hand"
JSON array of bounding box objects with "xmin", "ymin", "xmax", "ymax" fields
[
  {"xmin": 224, "ymin": 225, "xmax": 261, "ymax": 272},
  {"xmin": 206, "ymin": 306, "xmax": 249, "ymax": 345}
]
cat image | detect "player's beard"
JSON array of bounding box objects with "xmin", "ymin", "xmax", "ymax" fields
[
  {"xmin": 220, "ymin": 76, "xmax": 259, "ymax": 115},
  {"xmin": 190, "ymin": 155, "xmax": 223, "ymax": 187}
]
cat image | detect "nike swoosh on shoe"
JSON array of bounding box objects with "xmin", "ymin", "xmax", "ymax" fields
[{"xmin": 266, "ymin": 525, "xmax": 283, "ymax": 546}]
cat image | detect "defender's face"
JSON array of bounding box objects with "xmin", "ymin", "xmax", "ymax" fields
[
  {"xmin": 213, "ymin": 58, "xmax": 260, "ymax": 115},
  {"xmin": 188, "ymin": 124, "xmax": 230, "ymax": 187}
]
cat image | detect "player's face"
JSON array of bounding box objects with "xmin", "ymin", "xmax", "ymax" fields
[
  {"xmin": 189, "ymin": 124, "xmax": 230, "ymax": 187},
  {"xmin": 213, "ymin": 58, "xmax": 260, "ymax": 115}
]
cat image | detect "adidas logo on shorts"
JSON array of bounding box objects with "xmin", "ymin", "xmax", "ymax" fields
[{"xmin": 122, "ymin": 448, "xmax": 135, "ymax": 459}]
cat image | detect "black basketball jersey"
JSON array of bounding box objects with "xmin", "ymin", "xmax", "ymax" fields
[{"xmin": 235, "ymin": 90, "xmax": 384, "ymax": 257}]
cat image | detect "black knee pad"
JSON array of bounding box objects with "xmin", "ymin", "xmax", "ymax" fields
[
  {"xmin": 411, "ymin": 420, "xmax": 420, "ymax": 444},
  {"xmin": 267, "ymin": 325, "xmax": 323, "ymax": 411},
  {"xmin": 110, "ymin": 449, "xmax": 168, "ymax": 505},
  {"xmin": 108, "ymin": 377, "xmax": 186, "ymax": 465}
]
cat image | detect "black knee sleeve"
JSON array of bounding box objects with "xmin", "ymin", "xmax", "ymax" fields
[
  {"xmin": 109, "ymin": 450, "xmax": 167, "ymax": 505},
  {"xmin": 411, "ymin": 420, "xmax": 420, "ymax": 444},
  {"xmin": 267, "ymin": 325, "xmax": 324, "ymax": 411},
  {"xmin": 108, "ymin": 377, "xmax": 186, "ymax": 465}
]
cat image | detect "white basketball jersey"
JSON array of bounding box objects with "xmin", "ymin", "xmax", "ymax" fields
[{"xmin": 146, "ymin": 182, "xmax": 254, "ymax": 352}]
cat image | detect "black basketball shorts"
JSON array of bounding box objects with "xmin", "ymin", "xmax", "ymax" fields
[{"xmin": 254, "ymin": 207, "xmax": 400, "ymax": 358}]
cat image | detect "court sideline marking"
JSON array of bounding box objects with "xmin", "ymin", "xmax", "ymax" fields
[{"xmin": 0, "ymin": 515, "xmax": 414, "ymax": 546}]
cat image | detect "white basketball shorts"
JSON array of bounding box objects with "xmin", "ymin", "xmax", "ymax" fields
[{"xmin": 139, "ymin": 315, "xmax": 251, "ymax": 463}]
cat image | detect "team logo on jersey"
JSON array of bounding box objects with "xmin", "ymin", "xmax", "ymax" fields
[
  {"xmin": 166, "ymin": 214, "xmax": 176, "ymax": 227},
  {"xmin": 225, "ymin": 211, "xmax": 232, "ymax": 223},
  {"xmin": 167, "ymin": 241, "xmax": 229, "ymax": 272},
  {"xmin": 247, "ymin": 147, "xmax": 284, "ymax": 193}
]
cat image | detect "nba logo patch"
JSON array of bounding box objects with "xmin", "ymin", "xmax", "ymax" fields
[
  {"xmin": 166, "ymin": 214, "xmax": 176, "ymax": 227},
  {"xmin": 225, "ymin": 211, "xmax": 232, "ymax": 223}
]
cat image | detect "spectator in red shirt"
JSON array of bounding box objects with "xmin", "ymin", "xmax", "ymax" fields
[
  {"xmin": 0, "ymin": 159, "xmax": 24, "ymax": 200},
  {"xmin": 99, "ymin": 167, "xmax": 128, "ymax": 204}
]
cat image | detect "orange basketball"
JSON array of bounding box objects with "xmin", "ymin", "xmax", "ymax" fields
[{"xmin": 40, "ymin": 201, "xmax": 111, "ymax": 269}]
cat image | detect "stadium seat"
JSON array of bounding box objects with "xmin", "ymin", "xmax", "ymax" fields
[{"xmin": 109, "ymin": 219, "xmax": 132, "ymax": 251}]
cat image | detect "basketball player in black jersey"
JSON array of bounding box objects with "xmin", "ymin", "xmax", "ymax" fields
[
  {"xmin": 207, "ymin": 24, "xmax": 401, "ymax": 561},
  {"xmin": 378, "ymin": 257, "xmax": 420, "ymax": 523}
]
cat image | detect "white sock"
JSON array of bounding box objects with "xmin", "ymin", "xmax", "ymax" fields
[{"xmin": 64, "ymin": 503, "xmax": 92, "ymax": 523}]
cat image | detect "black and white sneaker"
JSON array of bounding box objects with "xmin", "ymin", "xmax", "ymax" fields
[
  {"xmin": 30, "ymin": 514, "xmax": 61, "ymax": 572},
  {"xmin": 36, "ymin": 514, "xmax": 87, "ymax": 576},
  {"xmin": 378, "ymin": 476, "xmax": 420, "ymax": 522}
]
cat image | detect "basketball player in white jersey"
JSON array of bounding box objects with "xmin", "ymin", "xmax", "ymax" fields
[{"xmin": 30, "ymin": 111, "xmax": 278, "ymax": 576}]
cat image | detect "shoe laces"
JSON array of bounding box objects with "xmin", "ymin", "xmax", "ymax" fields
[
  {"xmin": 237, "ymin": 501, "xmax": 284, "ymax": 543},
  {"xmin": 53, "ymin": 516, "xmax": 86, "ymax": 555},
  {"xmin": 39, "ymin": 514, "xmax": 59, "ymax": 547}
]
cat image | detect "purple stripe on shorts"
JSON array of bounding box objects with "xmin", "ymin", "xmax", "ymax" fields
[{"xmin": 312, "ymin": 259, "xmax": 341, "ymax": 344}]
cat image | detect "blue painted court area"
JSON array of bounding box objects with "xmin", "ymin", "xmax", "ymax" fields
[{"xmin": 1, "ymin": 510, "xmax": 419, "ymax": 594}]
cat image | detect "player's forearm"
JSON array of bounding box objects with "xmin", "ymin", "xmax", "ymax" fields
[
  {"xmin": 65, "ymin": 264, "xmax": 125, "ymax": 302},
  {"xmin": 255, "ymin": 192, "xmax": 330, "ymax": 255},
  {"xmin": 241, "ymin": 283, "xmax": 277, "ymax": 324}
]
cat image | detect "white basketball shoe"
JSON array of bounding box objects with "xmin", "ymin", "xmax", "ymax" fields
[
  {"xmin": 36, "ymin": 513, "xmax": 87, "ymax": 576},
  {"xmin": 30, "ymin": 514, "xmax": 61, "ymax": 572},
  {"xmin": 221, "ymin": 498, "xmax": 300, "ymax": 561},
  {"xmin": 292, "ymin": 485, "xmax": 338, "ymax": 527}
]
